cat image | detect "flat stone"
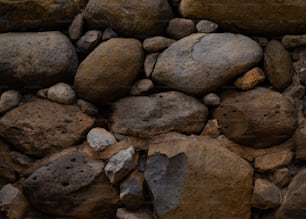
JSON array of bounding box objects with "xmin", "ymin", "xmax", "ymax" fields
[
  {"xmin": 68, "ymin": 13, "xmax": 83, "ymax": 41},
  {"xmin": 196, "ymin": 20, "xmax": 218, "ymax": 33},
  {"xmin": 0, "ymin": 90, "xmax": 22, "ymax": 115},
  {"xmin": 234, "ymin": 67, "xmax": 265, "ymax": 90},
  {"xmin": 166, "ymin": 18, "xmax": 195, "ymax": 39},
  {"xmin": 144, "ymin": 53, "xmax": 159, "ymax": 78},
  {"xmin": 130, "ymin": 79, "xmax": 154, "ymax": 96},
  {"xmin": 87, "ymin": 128, "xmax": 117, "ymax": 151},
  {"xmin": 47, "ymin": 82, "xmax": 76, "ymax": 105},
  {"xmin": 273, "ymin": 168, "xmax": 292, "ymax": 188},
  {"xmin": 76, "ymin": 30, "xmax": 102, "ymax": 56},
  {"xmin": 143, "ymin": 36, "xmax": 175, "ymax": 53},
  {"xmin": 282, "ymin": 35, "xmax": 306, "ymax": 49}
]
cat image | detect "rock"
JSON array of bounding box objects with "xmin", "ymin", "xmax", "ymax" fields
[
  {"xmin": 105, "ymin": 147, "xmax": 136, "ymax": 184},
  {"xmin": 130, "ymin": 79, "xmax": 154, "ymax": 96},
  {"xmin": 0, "ymin": 32, "xmax": 78, "ymax": 88},
  {"xmin": 68, "ymin": 13, "xmax": 83, "ymax": 41},
  {"xmin": 179, "ymin": 0, "xmax": 306, "ymax": 36},
  {"xmin": 283, "ymin": 83, "xmax": 305, "ymax": 100},
  {"xmin": 0, "ymin": 98, "xmax": 94, "ymax": 157},
  {"xmin": 74, "ymin": 38, "xmax": 144, "ymax": 104},
  {"xmin": 152, "ymin": 33, "xmax": 262, "ymax": 95},
  {"xmin": 0, "ymin": 0, "xmax": 86, "ymax": 32},
  {"xmin": 87, "ymin": 128, "xmax": 117, "ymax": 151},
  {"xmin": 251, "ymin": 179, "xmax": 282, "ymax": 209},
  {"xmin": 254, "ymin": 37, "xmax": 269, "ymax": 47},
  {"xmin": 36, "ymin": 88, "xmax": 48, "ymax": 99},
  {"xmin": 83, "ymin": 0, "xmax": 173, "ymax": 38},
  {"xmin": 282, "ymin": 35, "xmax": 306, "ymax": 49},
  {"xmin": 77, "ymin": 99, "xmax": 98, "ymax": 116},
  {"xmin": 293, "ymin": 47, "xmax": 306, "ymax": 87},
  {"xmin": 76, "ymin": 30, "xmax": 102, "ymax": 56},
  {"xmin": 23, "ymin": 151, "xmax": 119, "ymax": 218},
  {"xmin": 147, "ymin": 134, "xmax": 253, "ymax": 219},
  {"xmin": 102, "ymin": 28, "xmax": 118, "ymax": 42},
  {"xmin": 0, "ymin": 184, "xmax": 29, "ymax": 219},
  {"xmin": 47, "ymin": 82, "xmax": 76, "ymax": 105},
  {"xmin": 254, "ymin": 150, "xmax": 293, "ymax": 173},
  {"xmin": 295, "ymin": 124, "xmax": 306, "ymax": 160},
  {"xmin": 202, "ymin": 93, "xmax": 220, "ymax": 107},
  {"xmin": 9, "ymin": 151, "xmax": 33, "ymax": 167},
  {"xmin": 234, "ymin": 67, "xmax": 266, "ymax": 90},
  {"xmin": 0, "ymin": 90, "xmax": 22, "ymax": 115},
  {"xmin": 144, "ymin": 53, "xmax": 159, "ymax": 78},
  {"xmin": 166, "ymin": 18, "xmax": 195, "ymax": 39},
  {"xmin": 143, "ymin": 36, "xmax": 175, "ymax": 53},
  {"xmin": 120, "ymin": 171, "xmax": 144, "ymax": 210},
  {"xmin": 201, "ymin": 119, "xmax": 221, "ymax": 138},
  {"xmin": 110, "ymin": 91, "xmax": 208, "ymax": 137},
  {"xmin": 264, "ymin": 40, "xmax": 293, "ymax": 91},
  {"xmin": 273, "ymin": 168, "xmax": 292, "ymax": 188},
  {"xmin": 196, "ymin": 20, "xmax": 218, "ymax": 33},
  {"xmin": 116, "ymin": 208, "xmax": 153, "ymax": 219},
  {"xmin": 213, "ymin": 88, "xmax": 297, "ymax": 148}
]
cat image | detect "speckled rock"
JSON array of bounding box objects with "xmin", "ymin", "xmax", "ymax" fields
[
  {"xmin": 0, "ymin": 90, "xmax": 22, "ymax": 115},
  {"xmin": 87, "ymin": 128, "xmax": 117, "ymax": 151},
  {"xmin": 47, "ymin": 82, "xmax": 76, "ymax": 105},
  {"xmin": 196, "ymin": 20, "xmax": 218, "ymax": 33}
]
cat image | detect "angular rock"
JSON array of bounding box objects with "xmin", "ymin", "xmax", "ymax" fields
[
  {"xmin": 273, "ymin": 168, "xmax": 292, "ymax": 188},
  {"xmin": 76, "ymin": 30, "xmax": 102, "ymax": 56},
  {"xmin": 144, "ymin": 53, "xmax": 159, "ymax": 78},
  {"xmin": 201, "ymin": 119, "xmax": 221, "ymax": 138},
  {"xmin": 110, "ymin": 91, "xmax": 208, "ymax": 137},
  {"xmin": 254, "ymin": 150, "xmax": 293, "ymax": 173},
  {"xmin": 0, "ymin": 98, "xmax": 94, "ymax": 157},
  {"xmin": 68, "ymin": 13, "xmax": 83, "ymax": 41},
  {"xmin": 102, "ymin": 28, "xmax": 118, "ymax": 42},
  {"xmin": 77, "ymin": 99, "xmax": 98, "ymax": 116},
  {"xmin": 105, "ymin": 147, "xmax": 136, "ymax": 184},
  {"xmin": 116, "ymin": 208, "xmax": 153, "ymax": 219},
  {"xmin": 202, "ymin": 93, "xmax": 220, "ymax": 107},
  {"xmin": 0, "ymin": 0, "xmax": 86, "ymax": 32},
  {"xmin": 83, "ymin": 0, "xmax": 173, "ymax": 38},
  {"xmin": 74, "ymin": 38, "xmax": 144, "ymax": 104},
  {"xmin": 251, "ymin": 179, "xmax": 282, "ymax": 209},
  {"xmin": 0, "ymin": 90, "xmax": 22, "ymax": 115},
  {"xmin": 23, "ymin": 151, "xmax": 119, "ymax": 218},
  {"xmin": 234, "ymin": 67, "xmax": 265, "ymax": 90},
  {"xmin": 283, "ymin": 83, "xmax": 305, "ymax": 100},
  {"xmin": 47, "ymin": 82, "xmax": 76, "ymax": 105},
  {"xmin": 179, "ymin": 0, "xmax": 306, "ymax": 36},
  {"xmin": 282, "ymin": 35, "xmax": 306, "ymax": 49},
  {"xmin": 213, "ymin": 88, "xmax": 297, "ymax": 148},
  {"xmin": 130, "ymin": 79, "xmax": 154, "ymax": 96},
  {"xmin": 166, "ymin": 18, "xmax": 195, "ymax": 39},
  {"xmin": 143, "ymin": 36, "xmax": 175, "ymax": 53},
  {"xmin": 196, "ymin": 20, "xmax": 218, "ymax": 33},
  {"xmin": 152, "ymin": 33, "xmax": 262, "ymax": 95},
  {"xmin": 87, "ymin": 128, "xmax": 117, "ymax": 151},
  {"xmin": 264, "ymin": 40, "xmax": 293, "ymax": 91},
  {"xmin": 148, "ymin": 134, "xmax": 253, "ymax": 219},
  {"xmin": 0, "ymin": 32, "xmax": 78, "ymax": 88}
]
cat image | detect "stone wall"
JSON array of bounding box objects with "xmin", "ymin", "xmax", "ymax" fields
[{"xmin": 0, "ymin": 1, "xmax": 306, "ymax": 219}]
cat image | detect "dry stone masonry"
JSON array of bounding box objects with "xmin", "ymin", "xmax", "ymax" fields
[{"xmin": 1, "ymin": 0, "xmax": 306, "ymax": 219}]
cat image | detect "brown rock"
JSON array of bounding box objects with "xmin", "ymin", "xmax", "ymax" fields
[
  {"xmin": 144, "ymin": 53, "xmax": 159, "ymax": 78},
  {"xmin": 295, "ymin": 124, "xmax": 306, "ymax": 160},
  {"xmin": 213, "ymin": 88, "xmax": 297, "ymax": 148},
  {"xmin": 110, "ymin": 91, "xmax": 208, "ymax": 137},
  {"xmin": 293, "ymin": 47, "xmax": 306, "ymax": 87},
  {"xmin": 102, "ymin": 28, "xmax": 118, "ymax": 42},
  {"xmin": 234, "ymin": 67, "xmax": 265, "ymax": 90},
  {"xmin": 116, "ymin": 208, "xmax": 153, "ymax": 219},
  {"xmin": 273, "ymin": 168, "xmax": 292, "ymax": 188},
  {"xmin": 202, "ymin": 93, "xmax": 221, "ymax": 107},
  {"xmin": 143, "ymin": 36, "xmax": 175, "ymax": 53},
  {"xmin": 74, "ymin": 38, "xmax": 144, "ymax": 104},
  {"xmin": 201, "ymin": 119, "xmax": 221, "ymax": 138},
  {"xmin": 130, "ymin": 79, "xmax": 154, "ymax": 96},
  {"xmin": 68, "ymin": 13, "xmax": 83, "ymax": 41},
  {"xmin": 0, "ymin": 98, "xmax": 94, "ymax": 157},
  {"xmin": 282, "ymin": 35, "xmax": 306, "ymax": 49},
  {"xmin": 77, "ymin": 99, "xmax": 98, "ymax": 116},
  {"xmin": 166, "ymin": 18, "xmax": 195, "ymax": 39},
  {"xmin": 264, "ymin": 40, "xmax": 293, "ymax": 91},
  {"xmin": 0, "ymin": 90, "xmax": 22, "ymax": 115},
  {"xmin": 76, "ymin": 30, "xmax": 102, "ymax": 56},
  {"xmin": 283, "ymin": 83, "xmax": 305, "ymax": 100}
]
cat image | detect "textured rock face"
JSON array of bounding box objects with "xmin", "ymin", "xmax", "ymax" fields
[
  {"xmin": 110, "ymin": 91, "xmax": 208, "ymax": 137},
  {"xmin": 214, "ymin": 88, "xmax": 297, "ymax": 148},
  {"xmin": 83, "ymin": 0, "xmax": 173, "ymax": 38},
  {"xmin": 0, "ymin": 32, "xmax": 78, "ymax": 88},
  {"xmin": 0, "ymin": 99, "xmax": 94, "ymax": 157},
  {"xmin": 179, "ymin": 0, "xmax": 306, "ymax": 35},
  {"xmin": 152, "ymin": 33, "xmax": 262, "ymax": 95},
  {"xmin": 74, "ymin": 38, "xmax": 144, "ymax": 104}
]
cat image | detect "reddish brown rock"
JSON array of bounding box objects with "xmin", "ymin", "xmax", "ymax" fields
[
  {"xmin": 201, "ymin": 119, "xmax": 221, "ymax": 138},
  {"xmin": 234, "ymin": 67, "xmax": 265, "ymax": 90}
]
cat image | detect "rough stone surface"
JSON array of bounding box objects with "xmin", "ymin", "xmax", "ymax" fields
[
  {"xmin": 201, "ymin": 119, "xmax": 221, "ymax": 138},
  {"xmin": 254, "ymin": 150, "xmax": 293, "ymax": 173},
  {"xmin": 251, "ymin": 179, "xmax": 282, "ymax": 209},
  {"xmin": 213, "ymin": 88, "xmax": 297, "ymax": 148},
  {"xmin": 110, "ymin": 91, "xmax": 208, "ymax": 137},
  {"xmin": 0, "ymin": 32, "xmax": 78, "ymax": 88},
  {"xmin": 116, "ymin": 208, "xmax": 153, "ymax": 219},
  {"xmin": 0, "ymin": 98, "xmax": 94, "ymax": 157},
  {"xmin": 105, "ymin": 147, "xmax": 136, "ymax": 184},
  {"xmin": 295, "ymin": 124, "xmax": 306, "ymax": 160},
  {"xmin": 77, "ymin": 99, "xmax": 98, "ymax": 116},
  {"xmin": 293, "ymin": 47, "xmax": 306, "ymax": 87},
  {"xmin": 83, "ymin": 0, "xmax": 173, "ymax": 38},
  {"xmin": 147, "ymin": 134, "xmax": 253, "ymax": 219},
  {"xmin": 23, "ymin": 151, "xmax": 119, "ymax": 218},
  {"xmin": 283, "ymin": 83, "xmax": 305, "ymax": 100},
  {"xmin": 144, "ymin": 53, "xmax": 159, "ymax": 78},
  {"xmin": 234, "ymin": 67, "xmax": 266, "ymax": 90},
  {"xmin": 68, "ymin": 13, "xmax": 83, "ymax": 41},
  {"xmin": 74, "ymin": 38, "xmax": 144, "ymax": 104},
  {"xmin": 87, "ymin": 128, "xmax": 117, "ymax": 151},
  {"xmin": 143, "ymin": 36, "xmax": 175, "ymax": 53},
  {"xmin": 282, "ymin": 35, "xmax": 306, "ymax": 49},
  {"xmin": 76, "ymin": 30, "xmax": 102, "ymax": 56},
  {"xmin": 130, "ymin": 79, "xmax": 154, "ymax": 96},
  {"xmin": 102, "ymin": 28, "xmax": 118, "ymax": 42},
  {"xmin": 179, "ymin": 0, "xmax": 306, "ymax": 36},
  {"xmin": 264, "ymin": 40, "xmax": 293, "ymax": 91},
  {"xmin": 152, "ymin": 33, "xmax": 263, "ymax": 95},
  {"xmin": 196, "ymin": 20, "xmax": 218, "ymax": 33},
  {"xmin": 36, "ymin": 88, "xmax": 48, "ymax": 99},
  {"xmin": 273, "ymin": 168, "xmax": 292, "ymax": 188},
  {"xmin": 202, "ymin": 93, "xmax": 220, "ymax": 107},
  {"xmin": 47, "ymin": 82, "xmax": 76, "ymax": 105},
  {"xmin": 0, "ymin": 90, "xmax": 22, "ymax": 115},
  {"xmin": 166, "ymin": 18, "xmax": 195, "ymax": 40}
]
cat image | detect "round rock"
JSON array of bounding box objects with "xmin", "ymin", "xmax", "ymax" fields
[
  {"xmin": 202, "ymin": 93, "xmax": 220, "ymax": 107},
  {"xmin": 87, "ymin": 128, "xmax": 117, "ymax": 151},
  {"xmin": 47, "ymin": 82, "xmax": 76, "ymax": 105}
]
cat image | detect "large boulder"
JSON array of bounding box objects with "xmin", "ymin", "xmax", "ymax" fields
[
  {"xmin": 0, "ymin": 32, "xmax": 78, "ymax": 88},
  {"xmin": 179, "ymin": 0, "xmax": 306, "ymax": 36},
  {"xmin": 110, "ymin": 91, "xmax": 208, "ymax": 137},
  {"xmin": 0, "ymin": 99, "xmax": 94, "ymax": 157},
  {"xmin": 147, "ymin": 133, "xmax": 253, "ymax": 219},
  {"xmin": 213, "ymin": 88, "xmax": 297, "ymax": 148},
  {"xmin": 152, "ymin": 33, "xmax": 262, "ymax": 95},
  {"xmin": 0, "ymin": 0, "xmax": 87, "ymax": 32},
  {"xmin": 83, "ymin": 0, "xmax": 173, "ymax": 38},
  {"xmin": 74, "ymin": 38, "xmax": 144, "ymax": 104}
]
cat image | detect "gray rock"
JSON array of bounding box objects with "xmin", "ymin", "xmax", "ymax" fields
[
  {"xmin": 68, "ymin": 13, "xmax": 83, "ymax": 41},
  {"xmin": 143, "ymin": 36, "xmax": 175, "ymax": 53},
  {"xmin": 196, "ymin": 20, "xmax": 218, "ymax": 33},
  {"xmin": 283, "ymin": 83, "xmax": 305, "ymax": 99},
  {"xmin": 282, "ymin": 35, "xmax": 306, "ymax": 49},
  {"xmin": 76, "ymin": 30, "xmax": 102, "ymax": 56},
  {"xmin": 47, "ymin": 82, "xmax": 76, "ymax": 105},
  {"xmin": 144, "ymin": 53, "xmax": 159, "ymax": 78},
  {"xmin": 77, "ymin": 99, "xmax": 99, "ymax": 116},
  {"xmin": 87, "ymin": 128, "xmax": 117, "ymax": 151},
  {"xmin": 102, "ymin": 28, "xmax": 118, "ymax": 41},
  {"xmin": 0, "ymin": 90, "xmax": 22, "ymax": 114},
  {"xmin": 202, "ymin": 93, "xmax": 220, "ymax": 107},
  {"xmin": 166, "ymin": 18, "xmax": 195, "ymax": 39},
  {"xmin": 130, "ymin": 79, "xmax": 154, "ymax": 96},
  {"xmin": 105, "ymin": 147, "xmax": 136, "ymax": 184},
  {"xmin": 152, "ymin": 33, "xmax": 263, "ymax": 95}
]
